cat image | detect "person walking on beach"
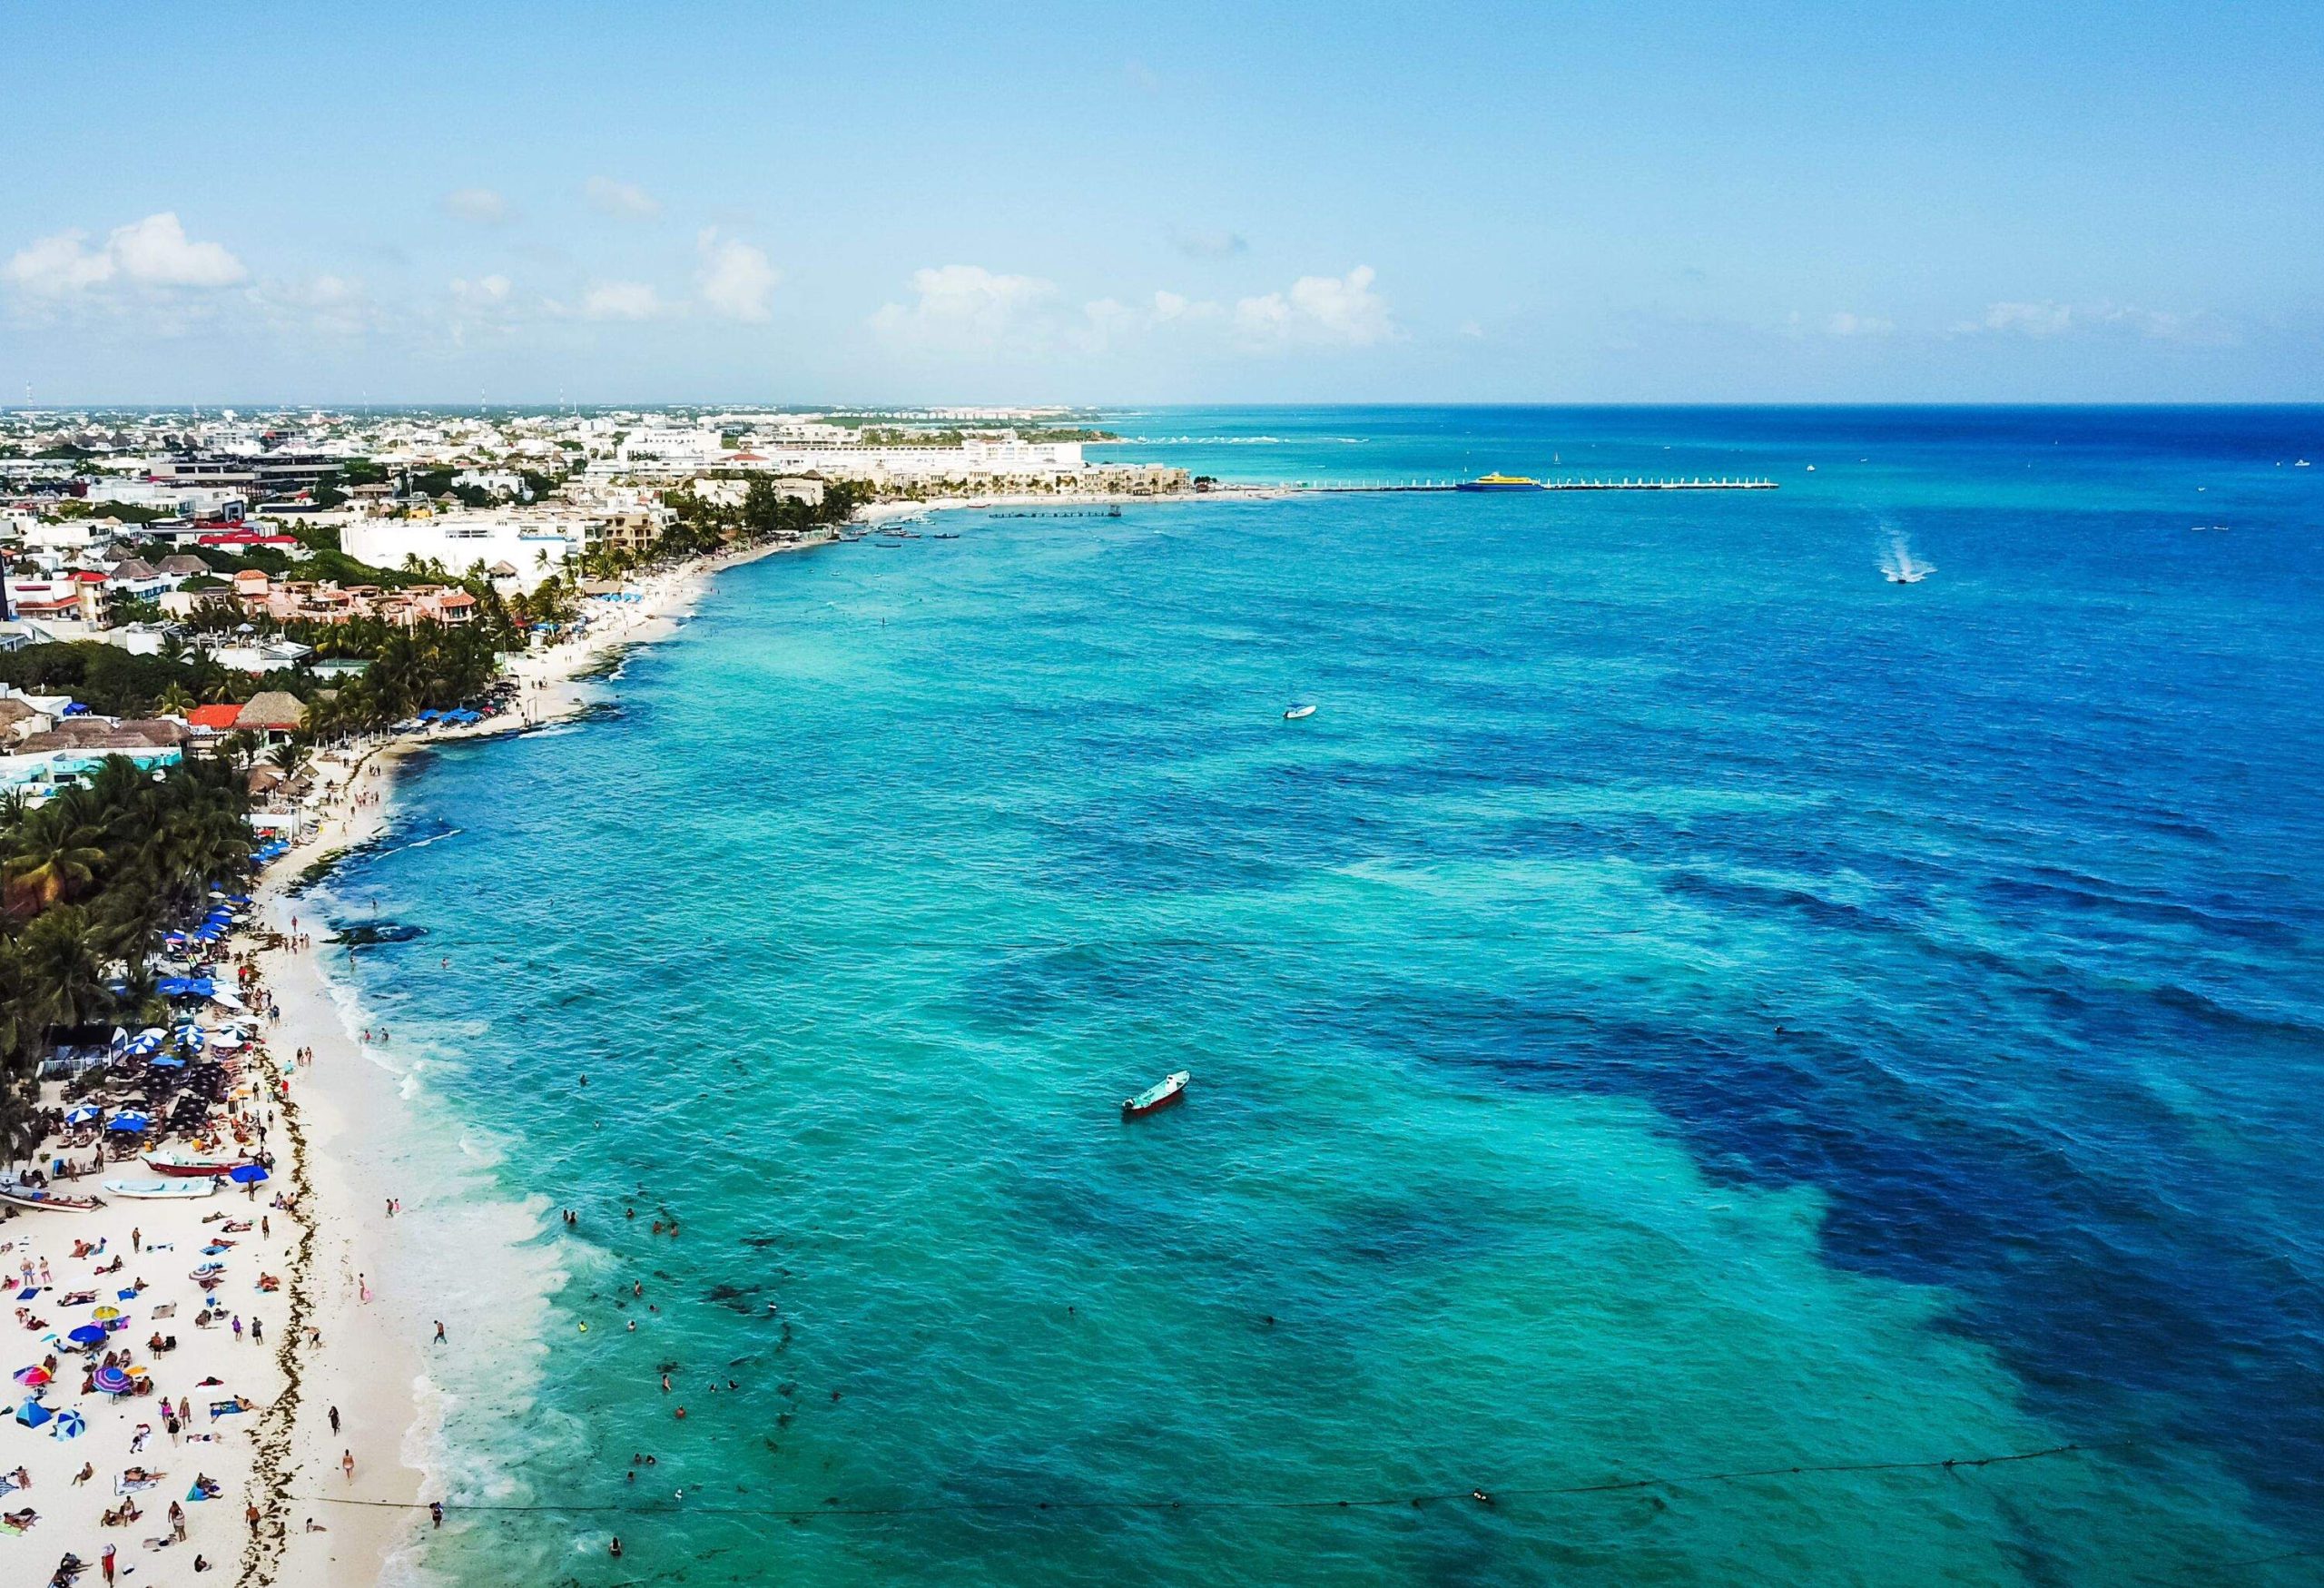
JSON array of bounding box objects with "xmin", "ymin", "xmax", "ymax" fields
[
  {"xmin": 433, "ymin": 1319, "xmax": 447, "ymax": 1346},
  {"xmin": 329, "ymin": 1406, "xmax": 340, "ymax": 1436},
  {"xmin": 342, "ymin": 1449, "xmax": 356, "ymax": 1483},
  {"xmin": 102, "ymin": 1543, "xmax": 115, "ymax": 1583}
]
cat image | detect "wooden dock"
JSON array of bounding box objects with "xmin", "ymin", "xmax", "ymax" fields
[{"xmin": 1300, "ymin": 478, "xmax": 1779, "ymax": 494}]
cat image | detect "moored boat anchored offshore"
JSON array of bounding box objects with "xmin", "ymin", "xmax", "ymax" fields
[{"xmin": 1123, "ymin": 1070, "xmax": 1191, "ymax": 1117}]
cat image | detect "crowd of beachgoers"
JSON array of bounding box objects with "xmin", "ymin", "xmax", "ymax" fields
[
  {"xmin": 2, "ymin": 498, "xmax": 980, "ymax": 1587},
  {"xmin": 3, "ymin": 895, "xmax": 325, "ymax": 1586}
]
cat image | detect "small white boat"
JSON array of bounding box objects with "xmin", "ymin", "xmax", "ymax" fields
[
  {"xmin": 0, "ymin": 1180, "xmax": 103, "ymax": 1213},
  {"xmin": 1284, "ymin": 704, "xmax": 1316, "ymax": 721},
  {"xmin": 144, "ymin": 1151, "xmax": 256, "ymax": 1179},
  {"xmin": 1123, "ymin": 1070, "xmax": 1191, "ymax": 1118},
  {"xmin": 1885, "ymin": 569, "xmax": 1928, "ymax": 584},
  {"xmin": 103, "ymin": 1178, "xmax": 218, "ymax": 1200}
]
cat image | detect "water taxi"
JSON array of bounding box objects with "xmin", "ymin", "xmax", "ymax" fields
[
  {"xmin": 143, "ymin": 1151, "xmax": 257, "ymax": 1179},
  {"xmin": 1455, "ymin": 473, "xmax": 1543, "ymax": 492},
  {"xmin": 1123, "ymin": 1071, "xmax": 1190, "ymax": 1118}
]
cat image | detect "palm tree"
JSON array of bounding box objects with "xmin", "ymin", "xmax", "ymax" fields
[
  {"xmin": 157, "ymin": 681, "xmax": 197, "ymax": 715},
  {"xmin": 268, "ymin": 736, "xmax": 313, "ymax": 782},
  {"xmin": 17, "ymin": 905, "xmax": 111, "ymax": 1031},
  {"xmin": 5, "ymin": 808, "xmax": 107, "ymax": 912}
]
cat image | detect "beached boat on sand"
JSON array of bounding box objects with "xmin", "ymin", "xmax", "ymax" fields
[
  {"xmin": 0, "ymin": 1179, "xmax": 104, "ymax": 1212},
  {"xmin": 1123, "ymin": 1071, "xmax": 1191, "ymax": 1118},
  {"xmin": 103, "ymin": 1178, "xmax": 218, "ymax": 1200},
  {"xmin": 143, "ymin": 1151, "xmax": 256, "ymax": 1179}
]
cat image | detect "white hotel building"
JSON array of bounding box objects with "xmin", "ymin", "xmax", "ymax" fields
[{"xmin": 341, "ymin": 512, "xmax": 586, "ymax": 592}]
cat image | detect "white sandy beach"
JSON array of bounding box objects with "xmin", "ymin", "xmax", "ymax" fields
[
  {"xmin": 241, "ymin": 524, "xmax": 845, "ymax": 1583},
  {"xmin": 2, "ymin": 494, "xmax": 1163, "ymax": 1587}
]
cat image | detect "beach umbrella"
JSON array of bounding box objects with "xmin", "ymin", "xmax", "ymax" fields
[
  {"xmin": 66, "ymin": 1324, "xmax": 107, "ymax": 1348},
  {"xmin": 107, "ymin": 1114, "xmax": 151, "ymax": 1134},
  {"xmin": 14, "ymin": 1397, "xmax": 52, "ymax": 1427},
  {"xmin": 229, "ymin": 1163, "xmax": 269, "ymax": 1185},
  {"xmin": 11, "ymin": 1366, "xmax": 51, "ymax": 1387},
  {"xmin": 51, "ymin": 1408, "xmax": 86, "ymax": 1438},
  {"xmin": 91, "ymin": 1365, "xmax": 134, "ymax": 1395},
  {"xmin": 92, "ymin": 1305, "xmax": 121, "ymax": 1322},
  {"xmin": 150, "ymin": 1055, "xmax": 187, "ymax": 1071},
  {"xmin": 64, "ymin": 1105, "xmax": 100, "ymax": 1126}
]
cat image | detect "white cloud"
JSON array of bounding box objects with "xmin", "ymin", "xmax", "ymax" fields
[
  {"xmin": 1972, "ymin": 300, "xmax": 2077, "ymax": 338},
  {"xmin": 695, "ymin": 230, "xmax": 778, "ymax": 321},
  {"xmin": 5, "ymin": 212, "xmax": 245, "ymax": 297},
  {"xmin": 586, "ymin": 176, "xmax": 663, "ymax": 220},
  {"xmin": 1957, "ymin": 299, "xmax": 2235, "ymax": 346},
  {"xmin": 869, "ymin": 263, "xmax": 1399, "ymax": 361},
  {"xmin": 1234, "ymin": 265, "xmax": 1394, "ymax": 349},
  {"xmin": 870, "ymin": 265, "xmax": 1059, "ymax": 352},
  {"xmin": 5, "ymin": 231, "xmax": 114, "ymax": 295},
  {"xmin": 1824, "ymin": 310, "xmax": 1894, "ymax": 337},
  {"xmin": 583, "ymin": 281, "xmax": 663, "ymax": 321},
  {"xmin": 442, "ymin": 187, "xmax": 511, "ymax": 225},
  {"xmin": 251, "ymin": 273, "xmax": 380, "ymax": 337},
  {"xmin": 1171, "ymin": 228, "xmax": 1248, "ymax": 260},
  {"xmin": 451, "ymin": 273, "xmax": 512, "ymax": 305}
]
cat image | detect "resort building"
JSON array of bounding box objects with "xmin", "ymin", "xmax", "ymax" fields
[
  {"xmin": 235, "ymin": 690, "xmax": 309, "ymax": 743},
  {"xmin": 616, "ymin": 427, "xmax": 725, "ymax": 472},
  {"xmin": 597, "ymin": 506, "xmax": 675, "ymax": 557},
  {"xmin": 341, "ymin": 512, "xmax": 581, "ymax": 592}
]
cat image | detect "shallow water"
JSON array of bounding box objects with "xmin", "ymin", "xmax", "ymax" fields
[{"xmin": 309, "ymin": 407, "xmax": 2324, "ymax": 1586}]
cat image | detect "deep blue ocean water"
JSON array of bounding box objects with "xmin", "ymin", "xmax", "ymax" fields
[{"xmin": 308, "ymin": 407, "xmax": 2324, "ymax": 1586}]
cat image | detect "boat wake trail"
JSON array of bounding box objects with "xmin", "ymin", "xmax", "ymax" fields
[{"xmin": 1879, "ymin": 525, "xmax": 1934, "ymax": 585}]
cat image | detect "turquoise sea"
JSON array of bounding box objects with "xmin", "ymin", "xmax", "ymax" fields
[{"xmin": 304, "ymin": 408, "xmax": 2324, "ymax": 1586}]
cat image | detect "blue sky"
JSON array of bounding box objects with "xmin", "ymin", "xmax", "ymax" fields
[{"xmin": 3, "ymin": 1, "xmax": 2319, "ymax": 404}]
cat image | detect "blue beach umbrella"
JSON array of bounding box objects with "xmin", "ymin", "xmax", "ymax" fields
[
  {"xmin": 228, "ymin": 1163, "xmax": 269, "ymax": 1185},
  {"xmin": 66, "ymin": 1324, "xmax": 107, "ymax": 1348},
  {"xmin": 91, "ymin": 1365, "xmax": 134, "ymax": 1395},
  {"xmin": 51, "ymin": 1407, "xmax": 86, "ymax": 1438},
  {"xmin": 64, "ymin": 1105, "xmax": 100, "ymax": 1126},
  {"xmin": 150, "ymin": 1055, "xmax": 186, "ymax": 1070},
  {"xmin": 107, "ymin": 1114, "xmax": 151, "ymax": 1134},
  {"xmin": 15, "ymin": 1397, "xmax": 52, "ymax": 1427}
]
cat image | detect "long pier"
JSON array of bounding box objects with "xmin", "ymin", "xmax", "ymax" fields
[{"xmin": 1299, "ymin": 477, "xmax": 1779, "ymax": 494}]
